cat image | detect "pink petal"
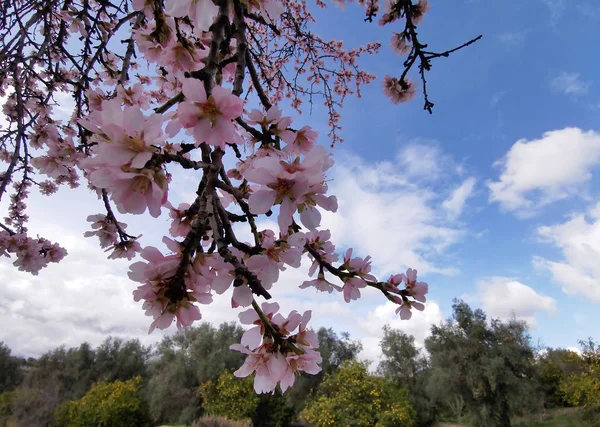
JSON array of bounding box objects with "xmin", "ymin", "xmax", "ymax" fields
[
  {"xmin": 182, "ymin": 78, "xmax": 207, "ymax": 103},
  {"xmin": 241, "ymin": 326, "xmax": 263, "ymax": 350},
  {"xmin": 248, "ymin": 189, "xmax": 277, "ymax": 214}
]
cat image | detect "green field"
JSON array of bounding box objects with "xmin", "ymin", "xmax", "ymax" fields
[{"xmin": 434, "ymin": 407, "xmax": 598, "ymax": 427}]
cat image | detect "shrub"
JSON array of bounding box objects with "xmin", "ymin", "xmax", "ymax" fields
[
  {"xmin": 200, "ymin": 371, "xmax": 259, "ymax": 421},
  {"xmin": 300, "ymin": 361, "xmax": 416, "ymax": 427},
  {"xmin": 54, "ymin": 376, "xmax": 150, "ymax": 427},
  {"xmin": 192, "ymin": 416, "xmax": 252, "ymax": 427}
]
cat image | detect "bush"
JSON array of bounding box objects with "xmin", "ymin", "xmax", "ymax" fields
[
  {"xmin": 300, "ymin": 361, "xmax": 416, "ymax": 427},
  {"xmin": 0, "ymin": 391, "xmax": 13, "ymax": 427},
  {"xmin": 54, "ymin": 377, "xmax": 150, "ymax": 427},
  {"xmin": 192, "ymin": 416, "xmax": 252, "ymax": 427},
  {"xmin": 560, "ymin": 339, "xmax": 600, "ymax": 412},
  {"xmin": 200, "ymin": 371, "xmax": 259, "ymax": 421}
]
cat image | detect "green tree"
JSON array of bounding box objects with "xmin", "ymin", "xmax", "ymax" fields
[
  {"xmin": 560, "ymin": 339, "xmax": 600, "ymax": 412},
  {"xmin": 286, "ymin": 327, "xmax": 362, "ymax": 413},
  {"xmin": 378, "ymin": 327, "xmax": 435, "ymax": 426},
  {"xmin": 537, "ymin": 347, "xmax": 584, "ymax": 407},
  {"xmin": 24, "ymin": 343, "xmax": 95, "ymax": 401},
  {"xmin": 300, "ymin": 360, "xmax": 416, "ymax": 427},
  {"xmin": 93, "ymin": 337, "xmax": 150, "ymax": 383},
  {"xmin": 145, "ymin": 322, "xmax": 245, "ymax": 425},
  {"xmin": 54, "ymin": 376, "xmax": 150, "ymax": 427},
  {"xmin": 425, "ymin": 300, "xmax": 539, "ymax": 427},
  {"xmin": 0, "ymin": 342, "xmax": 23, "ymax": 393},
  {"xmin": 200, "ymin": 371, "xmax": 258, "ymax": 422}
]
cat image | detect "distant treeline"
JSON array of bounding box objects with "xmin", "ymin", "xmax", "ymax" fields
[{"xmin": 1, "ymin": 299, "xmax": 599, "ymax": 427}]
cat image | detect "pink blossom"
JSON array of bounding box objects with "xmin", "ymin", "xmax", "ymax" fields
[
  {"xmin": 81, "ymin": 99, "xmax": 164, "ymax": 169},
  {"xmin": 167, "ymin": 202, "xmax": 193, "ymax": 237},
  {"xmin": 230, "ymin": 344, "xmax": 288, "ymax": 394},
  {"xmin": 404, "ymin": 268, "xmax": 428, "ymax": 303},
  {"xmin": 282, "ymin": 125, "xmax": 319, "ymax": 155},
  {"xmin": 396, "ymin": 300, "xmax": 425, "ymax": 320},
  {"xmin": 164, "ymin": 0, "xmax": 218, "ymax": 35},
  {"xmin": 412, "ymin": 0, "xmax": 430, "ymax": 25},
  {"xmin": 245, "ymin": 145, "xmax": 337, "ymax": 232},
  {"xmin": 391, "ymin": 32, "xmax": 411, "ymax": 55},
  {"xmin": 300, "ymin": 275, "xmax": 342, "ymax": 294},
  {"xmin": 382, "ymin": 75, "xmax": 417, "ymax": 104},
  {"xmin": 239, "ymin": 302, "xmax": 280, "ymax": 349},
  {"xmin": 84, "ymin": 213, "xmax": 124, "ymax": 248},
  {"xmin": 89, "ymin": 167, "xmax": 169, "ymax": 218},
  {"xmin": 0, "ymin": 232, "xmax": 67, "ymax": 275},
  {"xmin": 305, "ymin": 229, "xmax": 338, "ymax": 276},
  {"xmin": 342, "ymin": 276, "xmax": 367, "ymax": 302},
  {"xmin": 106, "ymin": 239, "xmax": 142, "ymax": 260},
  {"xmin": 172, "ymin": 79, "xmax": 244, "ymax": 149}
]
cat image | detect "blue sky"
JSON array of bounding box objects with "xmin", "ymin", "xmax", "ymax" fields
[{"xmin": 2, "ymin": 0, "xmax": 600, "ymax": 361}]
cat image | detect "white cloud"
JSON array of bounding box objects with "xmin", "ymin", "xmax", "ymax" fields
[
  {"xmin": 490, "ymin": 91, "xmax": 507, "ymax": 108},
  {"xmin": 534, "ymin": 204, "xmax": 600, "ymax": 302},
  {"xmin": 477, "ymin": 277, "xmax": 557, "ymax": 327},
  {"xmin": 497, "ymin": 31, "xmax": 528, "ymax": 47},
  {"xmin": 1, "ymin": 141, "xmax": 469, "ymax": 357},
  {"xmin": 322, "ymin": 149, "xmax": 466, "ymax": 276},
  {"xmin": 397, "ymin": 142, "xmax": 450, "ymax": 182},
  {"xmin": 443, "ymin": 177, "xmax": 477, "ymax": 218},
  {"xmin": 357, "ymin": 301, "xmax": 444, "ymax": 363},
  {"xmin": 543, "ymin": 0, "xmax": 566, "ymax": 25},
  {"xmin": 577, "ymin": 3, "xmax": 600, "ymax": 20},
  {"xmin": 488, "ymin": 128, "xmax": 600, "ymax": 214},
  {"xmin": 551, "ymin": 72, "xmax": 591, "ymax": 96}
]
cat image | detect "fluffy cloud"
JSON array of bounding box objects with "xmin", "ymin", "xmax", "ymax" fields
[
  {"xmin": 534, "ymin": 204, "xmax": 600, "ymax": 302},
  {"xmin": 497, "ymin": 31, "xmax": 528, "ymax": 47},
  {"xmin": 443, "ymin": 177, "xmax": 477, "ymax": 218},
  {"xmin": 543, "ymin": 0, "xmax": 566, "ymax": 25},
  {"xmin": 488, "ymin": 128, "xmax": 600, "ymax": 214},
  {"xmin": 357, "ymin": 301, "xmax": 444, "ymax": 363},
  {"xmin": 477, "ymin": 277, "xmax": 557, "ymax": 327},
  {"xmin": 551, "ymin": 72, "xmax": 591, "ymax": 96},
  {"xmin": 578, "ymin": 3, "xmax": 600, "ymax": 20},
  {"xmin": 1, "ymin": 140, "xmax": 469, "ymax": 358},
  {"xmin": 322, "ymin": 149, "xmax": 468, "ymax": 276}
]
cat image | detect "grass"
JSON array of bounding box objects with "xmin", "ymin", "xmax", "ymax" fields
[
  {"xmin": 435, "ymin": 407, "xmax": 598, "ymax": 427},
  {"xmin": 513, "ymin": 407, "xmax": 595, "ymax": 427}
]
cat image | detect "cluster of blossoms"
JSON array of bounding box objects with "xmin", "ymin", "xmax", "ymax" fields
[
  {"xmin": 231, "ymin": 303, "xmax": 321, "ymax": 393},
  {"xmin": 0, "ymin": 231, "xmax": 66, "ymax": 275},
  {"xmin": 0, "ymin": 0, "xmax": 479, "ymax": 394}
]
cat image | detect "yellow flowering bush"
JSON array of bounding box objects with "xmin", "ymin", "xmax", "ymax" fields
[
  {"xmin": 200, "ymin": 371, "xmax": 258, "ymax": 421},
  {"xmin": 300, "ymin": 361, "xmax": 416, "ymax": 427},
  {"xmin": 54, "ymin": 376, "xmax": 150, "ymax": 427}
]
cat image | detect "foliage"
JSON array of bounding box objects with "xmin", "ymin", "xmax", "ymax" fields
[
  {"xmin": 0, "ymin": 343, "xmax": 23, "ymax": 394},
  {"xmin": 54, "ymin": 376, "xmax": 150, "ymax": 427},
  {"xmin": 300, "ymin": 360, "xmax": 416, "ymax": 427},
  {"xmin": 560, "ymin": 339, "xmax": 600, "ymax": 412},
  {"xmin": 145, "ymin": 323, "xmax": 245, "ymax": 425},
  {"xmin": 536, "ymin": 348, "xmax": 584, "ymax": 407},
  {"xmin": 286, "ymin": 327, "xmax": 362, "ymax": 412},
  {"xmin": 425, "ymin": 299, "xmax": 540, "ymax": 427},
  {"xmin": 0, "ymin": 391, "xmax": 13, "ymax": 427},
  {"xmin": 0, "ymin": 0, "xmax": 486, "ymax": 395},
  {"xmin": 93, "ymin": 337, "xmax": 150, "ymax": 383},
  {"xmin": 201, "ymin": 371, "xmax": 259, "ymax": 421},
  {"xmin": 9, "ymin": 383, "xmax": 61, "ymax": 427},
  {"xmin": 201, "ymin": 370, "xmax": 293, "ymax": 426},
  {"xmin": 192, "ymin": 417, "xmax": 252, "ymax": 427},
  {"xmin": 378, "ymin": 327, "xmax": 435, "ymax": 426}
]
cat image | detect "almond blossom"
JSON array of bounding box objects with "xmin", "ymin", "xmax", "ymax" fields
[
  {"xmin": 170, "ymin": 79, "xmax": 244, "ymax": 149},
  {"xmin": 0, "ymin": 0, "xmax": 477, "ymax": 395},
  {"xmin": 164, "ymin": 0, "xmax": 218, "ymax": 36}
]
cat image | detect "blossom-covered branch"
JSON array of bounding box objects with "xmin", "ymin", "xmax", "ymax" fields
[{"xmin": 0, "ymin": 0, "xmax": 479, "ymax": 393}]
